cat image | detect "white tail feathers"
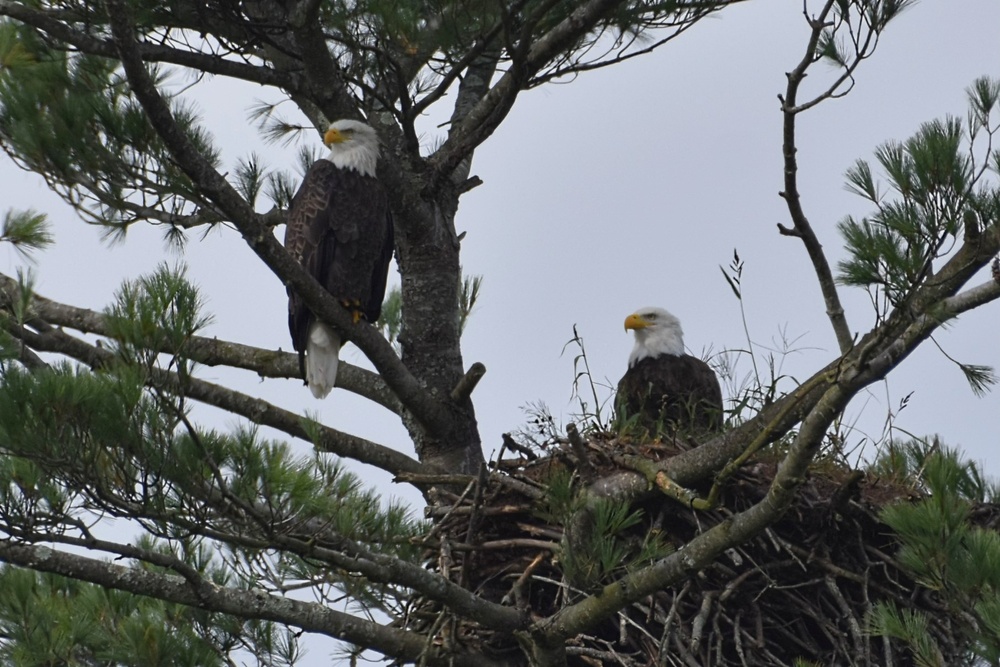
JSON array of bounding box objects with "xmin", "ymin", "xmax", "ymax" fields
[{"xmin": 305, "ymin": 322, "xmax": 341, "ymax": 399}]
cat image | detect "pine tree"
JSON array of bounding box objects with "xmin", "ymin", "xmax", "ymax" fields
[{"xmin": 0, "ymin": 0, "xmax": 998, "ymax": 665}]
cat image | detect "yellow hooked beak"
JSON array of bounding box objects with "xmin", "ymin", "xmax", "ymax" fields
[
  {"xmin": 624, "ymin": 313, "xmax": 650, "ymax": 332},
  {"xmin": 324, "ymin": 127, "xmax": 346, "ymax": 145}
]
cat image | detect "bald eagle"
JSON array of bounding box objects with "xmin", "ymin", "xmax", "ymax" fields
[
  {"xmin": 616, "ymin": 307, "xmax": 723, "ymax": 435},
  {"xmin": 285, "ymin": 119, "xmax": 394, "ymax": 398}
]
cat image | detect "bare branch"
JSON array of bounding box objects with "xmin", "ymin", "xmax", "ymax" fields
[
  {"xmin": 778, "ymin": 0, "xmax": 853, "ymax": 354},
  {"xmin": 939, "ymin": 278, "xmax": 1000, "ymax": 315}
]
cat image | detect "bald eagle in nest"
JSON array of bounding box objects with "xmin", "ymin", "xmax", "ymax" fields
[
  {"xmin": 285, "ymin": 119, "xmax": 394, "ymax": 398},
  {"xmin": 616, "ymin": 307, "xmax": 723, "ymax": 435}
]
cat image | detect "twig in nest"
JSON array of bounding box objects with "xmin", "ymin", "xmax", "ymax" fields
[
  {"xmin": 501, "ymin": 432, "xmax": 537, "ymax": 460},
  {"xmin": 439, "ymin": 538, "xmax": 453, "ymax": 581},
  {"xmin": 828, "ymin": 469, "xmax": 864, "ymax": 514},
  {"xmin": 464, "ymin": 463, "xmax": 489, "ymax": 541},
  {"xmin": 825, "ymin": 574, "xmax": 865, "ymax": 661},
  {"xmin": 671, "ymin": 629, "xmax": 702, "ymax": 667},
  {"xmin": 490, "ymin": 473, "xmax": 545, "ymax": 500},
  {"xmin": 719, "ymin": 568, "xmax": 758, "ymax": 604},
  {"xmin": 418, "ymin": 479, "xmax": 478, "ymax": 541},
  {"xmin": 460, "ymin": 463, "xmax": 490, "ymax": 586},
  {"xmin": 566, "ymin": 422, "xmax": 595, "ymax": 478},
  {"xmin": 658, "ymin": 581, "xmax": 691, "ymax": 657},
  {"xmin": 419, "ymin": 604, "xmax": 453, "ymax": 663},
  {"xmin": 420, "ymin": 538, "xmax": 558, "ymax": 552},
  {"xmin": 733, "ymin": 609, "xmax": 747, "ymax": 665},
  {"xmin": 782, "ymin": 541, "xmax": 866, "ymax": 585},
  {"xmin": 619, "ymin": 607, "xmax": 660, "ymax": 650},
  {"xmin": 504, "ymin": 551, "xmax": 547, "ymax": 608},
  {"xmin": 690, "ymin": 591, "xmax": 717, "ymax": 654},
  {"xmin": 515, "ymin": 522, "xmax": 563, "ymax": 540},
  {"xmin": 566, "ymin": 638, "xmax": 639, "ymax": 667},
  {"xmin": 424, "ymin": 504, "xmax": 531, "ymax": 518},
  {"xmin": 395, "ymin": 472, "xmax": 476, "ymax": 486}
]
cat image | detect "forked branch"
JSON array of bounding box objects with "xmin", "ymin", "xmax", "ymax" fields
[{"xmin": 778, "ymin": 0, "xmax": 868, "ymax": 354}]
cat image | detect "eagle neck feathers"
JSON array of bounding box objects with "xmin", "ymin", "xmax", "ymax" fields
[
  {"xmin": 629, "ymin": 322, "xmax": 685, "ymax": 368},
  {"xmin": 326, "ymin": 144, "xmax": 378, "ymax": 178}
]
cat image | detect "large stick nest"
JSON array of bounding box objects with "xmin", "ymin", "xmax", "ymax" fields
[{"xmin": 404, "ymin": 433, "xmax": 973, "ymax": 666}]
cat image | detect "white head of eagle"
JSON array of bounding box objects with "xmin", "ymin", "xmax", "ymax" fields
[
  {"xmin": 323, "ymin": 119, "xmax": 380, "ymax": 177},
  {"xmin": 624, "ymin": 307, "xmax": 685, "ymax": 367},
  {"xmin": 284, "ymin": 118, "xmax": 394, "ymax": 399}
]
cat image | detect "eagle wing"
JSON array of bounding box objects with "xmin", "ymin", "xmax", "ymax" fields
[
  {"xmin": 285, "ymin": 159, "xmax": 393, "ymax": 377},
  {"xmin": 616, "ymin": 354, "xmax": 723, "ymax": 434}
]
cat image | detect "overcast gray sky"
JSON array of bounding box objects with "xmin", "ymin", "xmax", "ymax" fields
[{"xmin": 2, "ymin": 0, "xmax": 999, "ymax": 662}]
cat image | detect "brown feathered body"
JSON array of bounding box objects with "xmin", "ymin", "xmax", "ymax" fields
[
  {"xmin": 616, "ymin": 354, "xmax": 723, "ymax": 433},
  {"xmin": 284, "ymin": 121, "xmax": 394, "ymax": 398}
]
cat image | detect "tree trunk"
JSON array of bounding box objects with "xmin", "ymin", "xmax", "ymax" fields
[{"xmin": 394, "ymin": 187, "xmax": 484, "ymax": 473}]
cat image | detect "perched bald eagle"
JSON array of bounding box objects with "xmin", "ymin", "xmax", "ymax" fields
[
  {"xmin": 285, "ymin": 119, "xmax": 394, "ymax": 398},
  {"xmin": 616, "ymin": 307, "xmax": 723, "ymax": 435}
]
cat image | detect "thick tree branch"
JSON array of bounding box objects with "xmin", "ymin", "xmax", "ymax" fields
[
  {"xmin": 451, "ymin": 362, "xmax": 487, "ymax": 403},
  {"xmin": 441, "ymin": 46, "xmax": 503, "ymax": 184},
  {"xmin": 527, "ymin": 8, "xmax": 722, "ymax": 87},
  {"xmin": 407, "ymin": 23, "xmax": 507, "ymax": 122},
  {"xmin": 0, "ymin": 272, "xmax": 401, "ymax": 414},
  {"xmin": 102, "ymin": 0, "xmax": 453, "ymax": 437},
  {"xmin": 3, "ymin": 481, "xmax": 528, "ymax": 635},
  {"xmin": 0, "ymin": 1, "xmax": 298, "ymax": 91},
  {"xmin": 853, "ymin": 285, "xmax": 1000, "ymax": 390},
  {"xmin": 287, "ymin": 0, "xmax": 357, "ymax": 122},
  {"xmin": 266, "ymin": 527, "xmax": 527, "ymax": 633},
  {"xmin": 428, "ymin": 0, "xmax": 627, "ymax": 183},
  {"xmin": 663, "ymin": 362, "xmax": 839, "ymax": 487},
  {"xmin": 939, "ymin": 278, "xmax": 1000, "ymax": 315},
  {"xmin": 3, "ymin": 322, "xmax": 425, "ymax": 478},
  {"xmin": 0, "ymin": 541, "xmax": 508, "ymax": 667}
]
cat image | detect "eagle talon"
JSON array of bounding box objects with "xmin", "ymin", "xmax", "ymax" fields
[{"xmin": 338, "ymin": 299, "xmax": 364, "ymax": 324}]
